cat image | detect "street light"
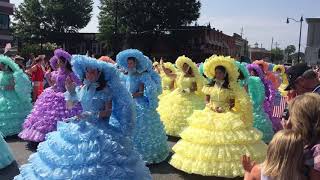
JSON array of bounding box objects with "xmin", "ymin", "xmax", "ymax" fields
[
  {"xmin": 40, "ymin": 22, "xmax": 45, "ymax": 52},
  {"xmin": 286, "ymin": 16, "xmax": 303, "ymax": 63}
]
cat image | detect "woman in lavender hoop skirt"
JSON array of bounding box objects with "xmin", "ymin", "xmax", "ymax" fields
[{"xmin": 19, "ymin": 49, "xmax": 82, "ymax": 142}]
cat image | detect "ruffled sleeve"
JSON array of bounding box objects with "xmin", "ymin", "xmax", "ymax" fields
[
  {"xmin": 140, "ymin": 72, "xmax": 158, "ymax": 109},
  {"xmin": 247, "ymin": 76, "xmax": 265, "ymax": 107},
  {"xmin": 263, "ymin": 79, "xmax": 275, "ymax": 115},
  {"xmin": 231, "ymin": 82, "xmax": 253, "ymax": 126},
  {"xmin": 149, "ymin": 70, "xmax": 162, "ymax": 95},
  {"xmin": 14, "ymin": 71, "xmax": 32, "ymax": 102},
  {"xmin": 64, "ymin": 86, "xmax": 81, "ymax": 103},
  {"xmin": 69, "ymin": 72, "xmax": 81, "ymax": 86},
  {"xmin": 202, "ymin": 86, "xmax": 212, "ymax": 95}
]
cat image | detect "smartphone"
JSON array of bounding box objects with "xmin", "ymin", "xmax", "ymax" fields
[{"xmin": 282, "ymin": 108, "xmax": 290, "ymax": 121}]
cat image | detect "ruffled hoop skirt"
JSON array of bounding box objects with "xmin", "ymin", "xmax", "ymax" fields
[
  {"xmin": 19, "ymin": 88, "xmax": 82, "ymax": 142},
  {"xmin": 157, "ymin": 89, "xmax": 205, "ymax": 137},
  {"xmin": 0, "ymin": 90, "xmax": 32, "ymax": 137},
  {"xmin": 14, "ymin": 116, "xmax": 152, "ymax": 180},
  {"xmin": 170, "ymin": 107, "xmax": 267, "ymax": 177},
  {"xmin": 132, "ymin": 98, "xmax": 169, "ymax": 164},
  {"xmin": 252, "ymin": 106, "xmax": 274, "ymax": 143},
  {"xmin": 0, "ymin": 133, "xmax": 15, "ymax": 169}
]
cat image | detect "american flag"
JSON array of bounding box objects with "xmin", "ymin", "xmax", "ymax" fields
[{"xmin": 272, "ymin": 95, "xmax": 287, "ymax": 118}]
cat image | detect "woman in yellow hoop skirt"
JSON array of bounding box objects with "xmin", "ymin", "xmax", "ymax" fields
[
  {"xmin": 158, "ymin": 62, "xmax": 177, "ymax": 100},
  {"xmin": 273, "ymin": 64, "xmax": 288, "ymax": 96},
  {"xmin": 170, "ymin": 55, "xmax": 267, "ymax": 178},
  {"xmin": 157, "ymin": 56, "xmax": 205, "ymax": 137}
]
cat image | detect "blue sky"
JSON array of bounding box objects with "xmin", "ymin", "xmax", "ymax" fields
[{"xmin": 11, "ymin": 0, "xmax": 320, "ymax": 50}]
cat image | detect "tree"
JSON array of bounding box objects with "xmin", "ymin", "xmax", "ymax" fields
[
  {"xmin": 285, "ymin": 45, "xmax": 296, "ymax": 55},
  {"xmin": 271, "ymin": 48, "xmax": 284, "ymax": 63},
  {"xmin": 98, "ymin": 0, "xmax": 201, "ymax": 53},
  {"xmin": 291, "ymin": 52, "xmax": 305, "ymax": 64},
  {"xmin": 41, "ymin": 0, "xmax": 94, "ymax": 33},
  {"xmin": 284, "ymin": 45, "xmax": 296, "ymax": 63},
  {"xmin": 13, "ymin": 0, "xmax": 94, "ymax": 42},
  {"xmin": 12, "ymin": 0, "xmax": 44, "ymax": 42}
]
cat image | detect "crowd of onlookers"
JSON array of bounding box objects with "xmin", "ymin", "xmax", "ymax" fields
[
  {"xmin": 8, "ymin": 53, "xmax": 52, "ymax": 101},
  {"xmin": 243, "ymin": 63, "xmax": 320, "ymax": 180}
]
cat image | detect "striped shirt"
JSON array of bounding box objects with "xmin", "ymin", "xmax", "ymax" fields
[{"xmin": 305, "ymin": 143, "xmax": 320, "ymax": 172}]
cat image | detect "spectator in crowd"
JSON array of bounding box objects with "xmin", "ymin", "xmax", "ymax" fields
[
  {"xmin": 26, "ymin": 55, "xmax": 45, "ymax": 101},
  {"xmin": 285, "ymin": 63, "xmax": 320, "ymax": 96},
  {"xmin": 26, "ymin": 53, "xmax": 35, "ymax": 68},
  {"xmin": 13, "ymin": 55, "xmax": 26, "ymax": 70},
  {"xmin": 242, "ymin": 130, "xmax": 305, "ymax": 180},
  {"xmin": 283, "ymin": 93, "xmax": 320, "ymax": 180}
]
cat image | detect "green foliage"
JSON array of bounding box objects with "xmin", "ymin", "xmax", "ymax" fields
[
  {"xmin": 13, "ymin": 0, "xmax": 94, "ymax": 42},
  {"xmin": 19, "ymin": 42, "xmax": 58, "ymax": 57},
  {"xmin": 284, "ymin": 45, "xmax": 296, "ymax": 56},
  {"xmin": 41, "ymin": 0, "xmax": 94, "ymax": 32},
  {"xmin": 98, "ymin": 0, "xmax": 201, "ymax": 42},
  {"xmin": 12, "ymin": 0, "xmax": 43, "ymax": 42},
  {"xmin": 271, "ymin": 47, "xmax": 284, "ymax": 63}
]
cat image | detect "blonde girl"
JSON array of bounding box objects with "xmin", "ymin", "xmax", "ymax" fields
[
  {"xmin": 284, "ymin": 93, "xmax": 320, "ymax": 180},
  {"xmin": 242, "ymin": 130, "xmax": 306, "ymax": 180}
]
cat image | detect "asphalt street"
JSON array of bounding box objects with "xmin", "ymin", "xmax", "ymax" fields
[{"xmin": 1, "ymin": 136, "xmax": 242, "ymax": 180}]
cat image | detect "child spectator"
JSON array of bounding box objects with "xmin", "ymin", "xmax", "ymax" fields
[{"xmin": 242, "ymin": 130, "xmax": 305, "ymax": 180}]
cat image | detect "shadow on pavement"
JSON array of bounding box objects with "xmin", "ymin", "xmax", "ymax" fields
[
  {"xmin": 0, "ymin": 161, "xmax": 20, "ymax": 180},
  {"xmin": 4, "ymin": 135, "xmax": 23, "ymax": 143},
  {"xmin": 149, "ymin": 160, "xmax": 243, "ymax": 180},
  {"xmin": 26, "ymin": 142, "xmax": 38, "ymax": 152}
]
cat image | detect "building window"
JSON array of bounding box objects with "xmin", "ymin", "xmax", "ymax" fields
[
  {"xmin": 0, "ymin": 14, "xmax": 9, "ymax": 30},
  {"xmin": 318, "ymin": 48, "xmax": 320, "ymax": 59}
]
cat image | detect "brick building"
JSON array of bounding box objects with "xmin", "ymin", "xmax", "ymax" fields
[
  {"xmin": 0, "ymin": 0, "xmax": 14, "ymax": 50},
  {"xmin": 124, "ymin": 25, "xmax": 244, "ymax": 63},
  {"xmin": 47, "ymin": 25, "xmax": 247, "ymax": 63},
  {"xmin": 249, "ymin": 43, "xmax": 271, "ymax": 62}
]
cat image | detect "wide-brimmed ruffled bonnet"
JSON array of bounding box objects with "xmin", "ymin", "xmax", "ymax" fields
[
  {"xmin": 247, "ymin": 63, "xmax": 265, "ymax": 80},
  {"xmin": 116, "ymin": 49, "xmax": 152, "ymax": 73},
  {"xmin": 175, "ymin": 55, "xmax": 205, "ymax": 94},
  {"xmin": 0, "ymin": 55, "xmax": 20, "ymax": 72},
  {"xmin": 71, "ymin": 55, "xmax": 135, "ymax": 136},
  {"xmin": 253, "ymin": 60, "xmax": 269, "ymax": 73},
  {"xmin": 204, "ymin": 55, "xmax": 239, "ymax": 82},
  {"xmin": 50, "ymin": 49, "xmax": 72, "ymax": 70},
  {"xmin": 234, "ymin": 61, "xmax": 249, "ymax": 80},
  {"xmin": 162, "ymin": 62, "xmax": 177, "ymax": 74},
  {"xmin": 273, "ymin": 64, "xmax": 285, "ymax": 74}
]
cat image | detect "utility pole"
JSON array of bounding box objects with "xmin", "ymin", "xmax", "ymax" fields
[
  {"xmin": 286, "ymin": 16, "xmax": 304, "ymax": 63},
  {"xmin": 271, "ymin": 37, "xmax": 274, "ymax": 63},
  {"xmin": 240, "ymin": 27, "xmax": 244, "ymax": 37}
]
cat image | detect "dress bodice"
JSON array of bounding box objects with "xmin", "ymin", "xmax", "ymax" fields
[
  {"xmin": 0, "ymin": 72, "xmax": 14, "ymax": 91},
  {"xmin": 126, "ymin": 73, "xmax": 143, "ymax": 94},
  {"xmin": 75, "ymin": 84, "xmax": 112, "ymax": 113},
  {"xmin": 51, "ymin": 69, "xmax": 80, "ymax": 92},
  {"xmin": 177, "ymin": 76, "xmax": 196, "ymax": 90},
  {"xmin": 161, "ymin": 75, "xmax": 174, "ymax": 90},
  {"xmin": 203, "ymin": 85, "xmax": 234, "ymax": 111}
]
